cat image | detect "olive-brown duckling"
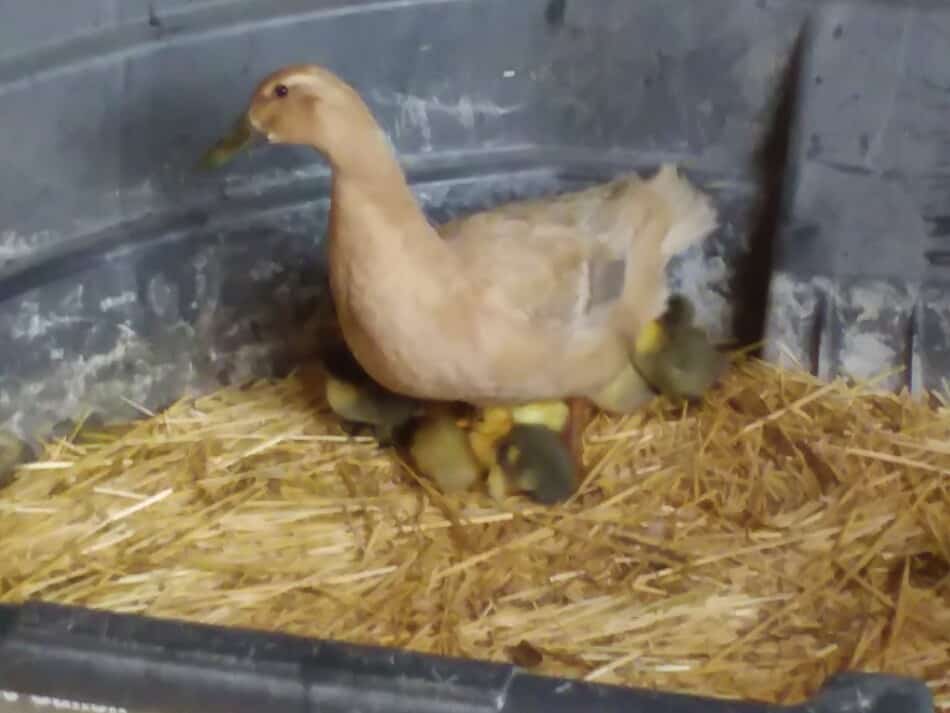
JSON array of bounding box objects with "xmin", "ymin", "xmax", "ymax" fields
[
  {"xmin": 631, "ymin": 293, "xmax": 726, "ymax": 402},
  {"xmin": 319, "ymin": 341, "xmax": 422, "ymax": 445},
  {"xmin": 493, "ymin": 423, "xmax": 578, "ymax": 504}
]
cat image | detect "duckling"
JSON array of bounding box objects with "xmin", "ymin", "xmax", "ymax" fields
[
  {"xmin": 509, "ymin": 401, "xmax": 571, "ymax": 432},
  {"xmin": 200, "ymin": 64, "xmax": 718, "ymax": 461},
  {"xmin": 319, "ymin": 341, "xmax": 422, "ymax": 445},
  {"xmin": 467, "ymin": 406, "xmax": 515, "ymax": 472},
  {"xmin": 494, "ymin": 424, "xmax": 578, "ymax": 504},
  {"xmin": 402, "ymin": 413, "xmax": 482, "ymax": 495},
  {"xmin": 631, "ymin": 294, "xmax": 726, "ymax": 401},
  {"xmin": 469, "ymin": 401, "xmax": 580, "ymax": 504}
]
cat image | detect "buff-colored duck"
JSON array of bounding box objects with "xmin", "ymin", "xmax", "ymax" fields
[{"xmin": 201, "ymin": 64, "xmax": 718, "ymax": 436}]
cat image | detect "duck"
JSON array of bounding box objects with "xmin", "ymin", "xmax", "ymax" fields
[{"xmin": 200, "ymin": 63, "xmax": 720, "ymax": 464}]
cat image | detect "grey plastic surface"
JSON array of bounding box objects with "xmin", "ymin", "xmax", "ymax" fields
[
  {"xmin": 0, "ymin": 601, "xmax": 938, "ymax": 713},
  {"xmin": 1, "ymin": 0, "xmax": 949, "ymax": 444}
]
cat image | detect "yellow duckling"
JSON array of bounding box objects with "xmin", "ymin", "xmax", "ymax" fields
[
  {"xmin": 402, "ymin": 412, "xmax": 483, "ymax": 495},
  {"xmin": 632, "ymin": 293, "xmax": 726, "ymax": 401},
  {"xmin": 200, "ymin": 64, "xmax": 719, "ymax": 430}
]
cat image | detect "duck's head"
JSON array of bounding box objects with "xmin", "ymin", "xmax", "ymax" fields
[{"xmin": 199, "ymin": 64, "xmax": 371, "ymax": 169}]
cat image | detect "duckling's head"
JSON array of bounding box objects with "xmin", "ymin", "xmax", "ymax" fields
[
  {"xmin": 200, "ymin": 64, "xmax": 372, "ymax": 168},
  {"xmin": 632, "ymin": 293, "xmax": 727, "ymax": 401},
  {"xmin": 634, "ymin": 293, "xmax": 696, "ymax": 356}
]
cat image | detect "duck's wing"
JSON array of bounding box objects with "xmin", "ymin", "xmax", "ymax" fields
[
  {"xmin": 438, "ymin": 166, "xmax": 718, "ymax": 334},
  {"xmin": 435, "ymin": 176, "xmax": 653, "ymax": 325},
  {"xmin": 438, "ymin": 212, "xmax": 625, "ymax": 324},
  {"xmin": 438, "ymin": 176, "xmax": 640, "ymax": 250}
]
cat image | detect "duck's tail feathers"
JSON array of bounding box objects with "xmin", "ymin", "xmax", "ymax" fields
[
  {"xmin": 611, "ymin": 164, "xmax": 718, "ymax": 342},
  {"xmin": 648, "ymin": 163, "xmax": 719, "ymax": 259}
]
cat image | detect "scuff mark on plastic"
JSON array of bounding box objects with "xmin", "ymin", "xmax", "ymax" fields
[
  {"xmin": 372, "ymin": 90, "xmax": 522, "ymax": 149},
  {"xmin": 0, "ymin": 230, "xmax": 57, "ymax": 270},
  {"xmin": 11, "ymin": 285, "xmax": 86, "ymax": 339},
  {"xmin": 100, "ymin": 292, "xmax": 137, "ymax": 311}
]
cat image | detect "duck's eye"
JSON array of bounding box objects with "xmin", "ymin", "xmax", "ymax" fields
[{"xmin": 274, "ymin": 84, "xmax": 289, "ymax": 98}]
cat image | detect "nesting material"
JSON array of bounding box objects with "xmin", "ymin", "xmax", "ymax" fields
[{"xmin": 1, "ymin": 356, "xmax": 948, "ymax": 710}]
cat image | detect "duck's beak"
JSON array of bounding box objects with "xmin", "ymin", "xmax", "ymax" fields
[{"xmin": 197, "ymin": 113, "xmax": 261, "ymax": 170}]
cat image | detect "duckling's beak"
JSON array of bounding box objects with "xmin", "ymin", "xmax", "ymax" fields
[{"xmin": 197, "ymin": 113, "xmax": 261, "ymax": 170}]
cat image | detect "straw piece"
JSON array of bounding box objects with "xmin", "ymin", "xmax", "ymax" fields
[{"xmin": 0, "ymin": 354, "xmax": 947, "ymax": 709}]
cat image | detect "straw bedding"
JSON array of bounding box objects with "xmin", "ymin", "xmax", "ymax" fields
[{"xmin": 1, "ymin": 354, "xmax": 947, "ymax": 709}]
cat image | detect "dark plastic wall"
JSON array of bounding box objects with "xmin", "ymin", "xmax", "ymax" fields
[{"xmin": 1, "ymin": 0, "xmax": 949, "ymax": 443}]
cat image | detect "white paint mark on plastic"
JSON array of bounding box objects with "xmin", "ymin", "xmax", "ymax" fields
[{"xmin": 100, "ymin": 292, "xmax": 136, "ymax": 311}]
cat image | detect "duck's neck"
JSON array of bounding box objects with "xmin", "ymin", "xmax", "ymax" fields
[
  {"xmin": 321, "ymin": 103, "xmax": 451, "ymax": 320},
  {"xmin": 323, "ymin": 108, "xmax": 427, "ymax": 230}
]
